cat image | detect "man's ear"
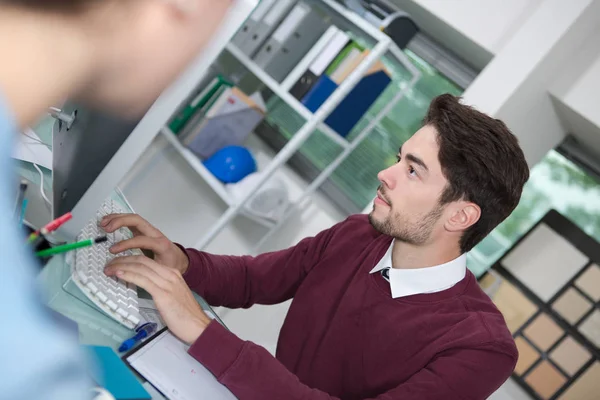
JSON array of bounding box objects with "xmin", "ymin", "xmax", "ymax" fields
[{"xmin": 445, "ymin": 202, "xmax": 481, "ymax": 233}]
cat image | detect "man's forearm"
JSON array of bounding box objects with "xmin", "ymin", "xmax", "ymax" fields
[{"xmin": 179, "ymin": 218, "xmax": 345, "ymax": 309}]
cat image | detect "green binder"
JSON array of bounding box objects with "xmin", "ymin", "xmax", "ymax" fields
[
  {"xmin": 169, "ymin": 75, "xmax": 233, "ymax": 135},
  {"xmin": 324, "ymin": 41, "xmax": 365, "ymax": 77}
]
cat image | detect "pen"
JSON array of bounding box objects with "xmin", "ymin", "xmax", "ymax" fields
[
  {"xmin": 27, "ymin": 212, "xmax": 72, "ymax": 243},
  {"xmin": 14, "ymin": 180, "xmax": 28, "ymax": 220},
  {"xmin": 28, "ymin": 227, "xmax": 49, "ymax": 245},
  {"xmin": 35, "ymin": 236, "xmax": 108, "ymax": 258},
  {"xmin": 19, "ymin": 199, "xmax": 28, "ymax": 226},
  {"xmin": 119, "ymin": 322, "xmax": 158, "ymax": 352},
  {"xmin": 44, "ymin": 212, "xmax": 73, "ymax": 233}
]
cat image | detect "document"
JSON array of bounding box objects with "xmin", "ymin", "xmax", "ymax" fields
[
  {"xmin": 12, "ymin": 129, "xmax": 53, "ymax": 170},
  {"xmin": 126, "ymin": 330, "xmax": 237, "ymax": 400}
]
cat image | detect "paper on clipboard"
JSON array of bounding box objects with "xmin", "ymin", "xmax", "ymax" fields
[{"xmin": 126, "ymin": 330, "xmax": 237, "ymax": 400}]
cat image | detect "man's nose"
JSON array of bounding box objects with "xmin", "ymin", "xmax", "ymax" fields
[{"xmin": 377, "ymin": 164, "xmax": 398, "ymax": 190}]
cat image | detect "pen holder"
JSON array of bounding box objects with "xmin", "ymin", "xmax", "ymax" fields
[{"xmin": 22, "ymin": 222, "xmax": 53, "ymax": 268}]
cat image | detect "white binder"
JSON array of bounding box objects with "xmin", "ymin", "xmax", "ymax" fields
[
  {"xmin": 237, "ymin": 0, "xmax": 298, "ymax": 57},
  {"xmin": 310, "ymin": 28, "xmax": 350, "ymax": 76},
  {"xmin": 231, "ymin": 0, "xmax": 277, "ymax": 51},
  {"xmin": 253, "ymin": 2, "xmax": 328, "ymax": 82}
]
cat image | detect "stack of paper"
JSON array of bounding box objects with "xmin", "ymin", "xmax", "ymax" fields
[{"xmin": 182, "ymin": 87, "xmax": 266, "ymax": 159}]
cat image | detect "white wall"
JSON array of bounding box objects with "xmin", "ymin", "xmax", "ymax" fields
[
  {"xmin": 557, "ymin": 47, "xmax": 600, "ymax": 119},
  {"xmin": 463, "ymin": 0, "xmax": 600, "ymax": 167},
  {"xmin": 392, "ymin": 0, "xmax": 543, "ymax": 69},
  {"xmin": 549, "ymin": 28, "xmax": 600, "ymax": 155},
  {"xmin": 408, "ymin": 0, "xmax": 544, "ymax": 54}
]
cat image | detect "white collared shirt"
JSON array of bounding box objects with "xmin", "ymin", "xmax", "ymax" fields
[{"xmin": 369, "ymin": 240, "xmax": 467, "ymax": 298}]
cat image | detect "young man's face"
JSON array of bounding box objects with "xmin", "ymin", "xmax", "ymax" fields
[{"xmin": 369, "ymin": 125, "xmax": 450, "ymax": 245}]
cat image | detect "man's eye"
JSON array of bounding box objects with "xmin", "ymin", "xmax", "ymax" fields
[
  {"xmin": 396, "ymin": 155, "xmax": 401, "ymax": 163},
  {"xmin": 408, "ymin": 166, "xmax": 417, "ymax": 177}
]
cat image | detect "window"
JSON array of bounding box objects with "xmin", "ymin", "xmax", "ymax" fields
[
  {"xmin": 256, "ymin": 34, "xmax": 470, "ymax": 214},
  {"xmin": 468, "ymin": 148, "xmax": 600, "ymax": 277}
]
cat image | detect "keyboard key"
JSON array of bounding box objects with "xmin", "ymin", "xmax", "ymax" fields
[
  {"xmin": 116, "ymin": 308, "xmax": 129, "ymax": 318},
  {"xmin": 77, "ymin": 271, "xmax": 89, "ymax": 284},
  {"xmin": 127, "ymin": 304, "xmax": 139, "ymax": 313},
  {"xmin": 106, "ymin": 300, "xmax": 118, "ymax": 311},
  {"xmin": 96, "ymin": 292, "xmax": 108, "ymax": 303},
  {"xmin": 86, "ymin": 282, "xmax": 98, "ymax": 294},
  {"xmin": 127, "ymin": 315, "xmax": 141, "ymax": 326}
]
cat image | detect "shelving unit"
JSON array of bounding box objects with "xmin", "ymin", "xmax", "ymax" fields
[
  {"xmin": 160, "ymin": 127, "xmax": 277, "ymax": 229},
  {"xmin": 161, "ymin": 127, "xmax": 231, "ymax": 204},
  {"xmin": 224, "ymin": 43, "xmax": 351, "ymax": 149},
  {"xmin": 155, "ymin": 0, "xmax": 421, "ymax": 252}
]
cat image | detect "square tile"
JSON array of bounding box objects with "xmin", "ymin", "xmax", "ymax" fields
[
  {"xmin": 525, "ymin": 360, "xmax": 567, "ymax": 399},
  {"xmin": 483, "ymin": 276, "xmax": 538, "ymax": 333},
  {"xmin": 559, "ymin": 362, "xmax": 600, "ymax": 400},
  {"xmin": 550, "ymin": 336, "xmax": 591, "ymax": 376},
  {"xmin": 553, "ymin": 288, "xmax": 593, "ymax": 325},
  {"xmin": 514, "ymin": 336, "xmax": 540, "ymax": 375},
  {"xmin": 576, "ymin": 264, "xmax": 600, "ymax": 302},
  {"xmin": 523, "ymin": 313, "xmax": 564, "ymax": 351},
  {"xmin": 579, "ymin": 310, "xmax": 600, "ymax": 348},
  {"xmin": 502, "ymin": 224, "xmax": 588, "ymax": 301}
]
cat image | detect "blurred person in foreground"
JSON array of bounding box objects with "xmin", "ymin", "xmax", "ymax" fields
[{"xmin": 0, "ymin": 0, "xmax": 233, "ymax": 398}]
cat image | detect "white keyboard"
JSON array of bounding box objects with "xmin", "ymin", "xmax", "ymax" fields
[{"xmin": 70, "ymin": 199, "xmax": 144, "ymax": 330}]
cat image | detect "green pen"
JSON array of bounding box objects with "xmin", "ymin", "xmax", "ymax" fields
[{"xmin": 35, "ymin": 236, "xmax": 108, "ymax": 258}]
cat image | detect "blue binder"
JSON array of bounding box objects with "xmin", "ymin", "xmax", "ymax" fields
[
  {"xmin": 300, "ymin": 75, "xmax": 338, "ymax": 113},
  {"xmin": 324, "ymin": 69, "xmax": 391, "ymax": 137}
]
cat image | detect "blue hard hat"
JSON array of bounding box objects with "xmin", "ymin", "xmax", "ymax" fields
[{"xmin": 203, "ymin": 146, "xmax": 257, "ymax": 184}]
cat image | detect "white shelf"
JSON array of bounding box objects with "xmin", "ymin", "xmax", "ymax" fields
[
  {"xmin": 226, "ymin": 44, "xmax": 313, "ymax": 120},
  {"xmin": 161, "ymin": 127, "xmax": 232, "ymax": 205},
  {"xmin": 225, "ymin": 43, "xmax": 350, "ymax": 149},
  {"xmin": 160, "ymin": 127, "xmax": 276, "ymax": 229}
]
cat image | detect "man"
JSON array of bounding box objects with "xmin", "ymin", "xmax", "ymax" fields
[
  {"xmin": 0, "ymin": 0, "xmax": 232, "ymax": 399},
  {"xmin": 104, "ymin": 94, "xmax": 530, "ymax": 399}
]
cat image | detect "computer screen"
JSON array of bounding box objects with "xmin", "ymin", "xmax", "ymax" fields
[
  {"xmin": 51, "ymin": 0, "xmax": 259, "ymax": 240},
  {"xmin": 52, "ymin": 103, "xmax": 139, "ymax": 219}
]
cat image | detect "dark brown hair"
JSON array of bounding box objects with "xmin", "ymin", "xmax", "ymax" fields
[{"xmin": 424, "ymin": 94, "xmax": 530, "ymax": 253}]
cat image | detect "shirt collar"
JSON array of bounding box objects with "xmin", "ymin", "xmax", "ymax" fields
[{"xmin": 370, "ymin": 240, "xmax": 467, "ymax": 298}]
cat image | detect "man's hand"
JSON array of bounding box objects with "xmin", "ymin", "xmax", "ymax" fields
[
  {"xmin": 104, "ymin": 256, "xmax": 211, "ymax": 345},
  {"xmin": 101, "ymin": 213, "xmax": 189, "ymax": 275}
]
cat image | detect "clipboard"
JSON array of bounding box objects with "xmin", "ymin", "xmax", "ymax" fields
[{"xmin": 122, "ymin": 327, "xmax": 237, "ymax": 400}]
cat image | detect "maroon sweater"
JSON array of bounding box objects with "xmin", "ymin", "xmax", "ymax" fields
[{"xmin": 183, "ymin": 215, "xmax": 517, "ymax": 399}]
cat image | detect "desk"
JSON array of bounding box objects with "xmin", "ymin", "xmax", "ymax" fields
[
  {"xmin": 32, "ymin": 187, "xmax": 223, "ymax": 353},
  {"xmin": 38, "ymin": 248, "xmax": 221, "ymax": 352}
]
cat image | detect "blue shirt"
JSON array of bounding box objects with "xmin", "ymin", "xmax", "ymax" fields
[{"xmin": 0, "ymin": 96, "xmax": 90, "ymax": 399}]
